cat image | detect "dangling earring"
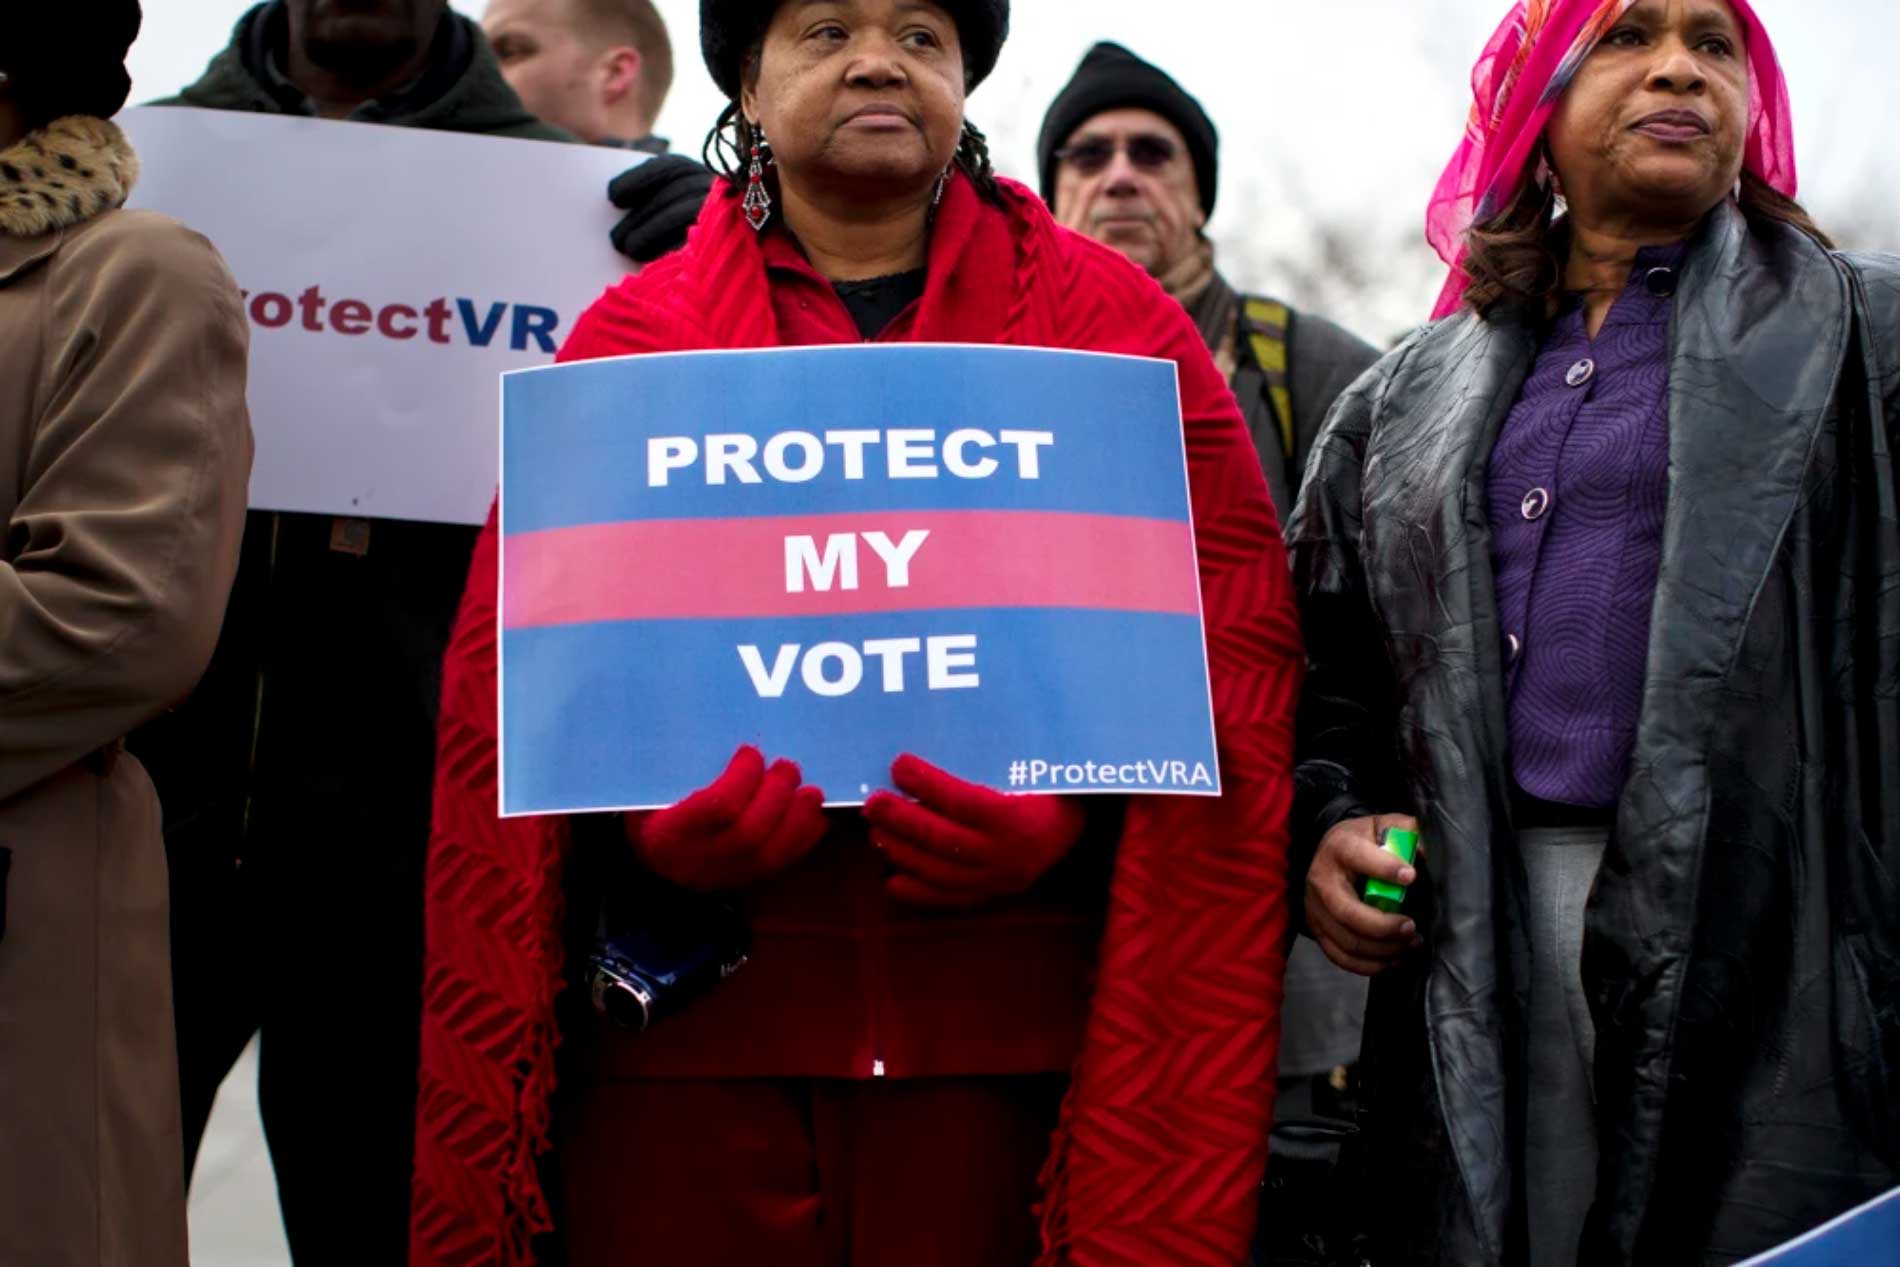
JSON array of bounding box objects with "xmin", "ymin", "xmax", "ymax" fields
[
  {"xmin": 744, "ymin": 131, "xmax": 774, "ymax": 232},
  {"xmin": 932, "ymin": 165, "xmax": 950, "ymax": 208},
  {"xmin": 1533, "ymin": 137, "xmax": 1566, "ymax": 207}
]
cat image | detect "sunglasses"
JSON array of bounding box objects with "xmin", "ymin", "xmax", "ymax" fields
[{"xmin": 1053, "ymin": 134, "xmax": 1180, "ymax": 175}]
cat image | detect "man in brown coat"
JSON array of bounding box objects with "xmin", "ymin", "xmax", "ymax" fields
[{"xmin": 0, "ymin": 6, "xmax": 254, "ymax": 1262}]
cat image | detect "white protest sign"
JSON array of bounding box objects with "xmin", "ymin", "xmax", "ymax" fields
[{"xmin": 118, "ymin": 106, "xmax": 640, "ymax": 525}]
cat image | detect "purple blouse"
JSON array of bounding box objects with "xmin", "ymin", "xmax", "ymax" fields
[{"xmin": 1486, "ymin": 244, "xmax": 1685, "ymax": 809}]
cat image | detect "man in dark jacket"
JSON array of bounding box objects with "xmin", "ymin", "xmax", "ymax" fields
[
  {"xmin": 130, "ymin": 3, "xmax": 661, "ymax": 1260},
  {"xmin": 1038, "ymin": 42, "xmax": 1379, "ymax": 1265},
  {"xmin": 1039, "ymin": 42, "xmax": 1379, "ymax": 526},
  {"xmin": 159, "ymin": 0, "xmax": 567, "ymax": 136}
]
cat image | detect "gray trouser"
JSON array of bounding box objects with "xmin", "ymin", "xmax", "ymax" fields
[{"xmin": 1520, "ymin": 826, "xmax": 1610, "ymax": 1267}]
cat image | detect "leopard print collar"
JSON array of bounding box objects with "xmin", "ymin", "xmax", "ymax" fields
[{"xmin": 0, "ymin": 116, "xmax": 140, "ymax": 237}]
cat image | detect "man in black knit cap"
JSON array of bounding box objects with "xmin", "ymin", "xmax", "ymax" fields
[
  {"xmin": 1039, "ymin": 41, "xmax": 1378, "ymax": 1267},
  {"xmin": 1039, "ymin": 41, "xmax": 1377, "ymax": 525}
]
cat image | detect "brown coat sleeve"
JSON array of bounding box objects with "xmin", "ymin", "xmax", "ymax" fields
[{"xmin": 0, "ymin": 211, "xmax": 253, "ymax": 802}]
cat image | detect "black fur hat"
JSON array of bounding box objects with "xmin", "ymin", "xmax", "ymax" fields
[
  {"xmin": 700, "ymin": 0, "xmax": 1008, "ymax": 100},
  {"xmin": 0, "ymin": 0, "xmax": 143, "ymax": 128}
]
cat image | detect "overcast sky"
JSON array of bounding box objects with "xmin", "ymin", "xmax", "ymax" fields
[{"xmin": 132, "ymin": 0, "xmax": 1898, "ymax": 338}]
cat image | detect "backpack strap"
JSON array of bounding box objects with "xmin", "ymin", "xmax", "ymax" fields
[{"xmin": 1242, "ymin": 297, "xmax": 1296, "ymax": 460}]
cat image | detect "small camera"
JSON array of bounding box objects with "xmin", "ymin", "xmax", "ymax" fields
[{"xmin": 586, "ymin": 882, "xmax": 750, "ymax": 1033}]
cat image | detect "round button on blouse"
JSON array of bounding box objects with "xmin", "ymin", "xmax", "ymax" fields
[
  {"xmin": 1644, "ymin": 266, "xmax": 1678, "ymax": 298},
  {"xmin": 1521, "ymin": 487, "xmax": 1551, "ymax": 521},
  {"xmin": 1565, "ymin": 358, "xmax": 1596, "ymax": 388},
  {"xmin": 1507, "ymin": 633, "xmax": 1523, "ymax": 663}
]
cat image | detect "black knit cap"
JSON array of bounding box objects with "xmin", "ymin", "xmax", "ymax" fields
[
  {"xmin": 700, "ymin": 0, "xmax": 1008, "ymax": 100},
  {"xmin": 1037, "ymin": 41, "xmax": 1219, "ymax": 217},
  {"xmin": 0, "ymin": 0, "xmax": 143, "ymax": 128}
]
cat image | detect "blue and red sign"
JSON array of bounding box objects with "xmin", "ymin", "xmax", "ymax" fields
[
  {"xmin": 1736, "ymin": 1187, "xmax": 1900, "ymax": 1265},
  {"xmin": 498, "ymin": 344, "xmax": 1220, "ymax": 815}
]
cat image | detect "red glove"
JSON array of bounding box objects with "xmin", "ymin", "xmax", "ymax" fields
[
  {"xmin": 626, "ymin": 745, "xmax": 827, "ymax": 891},
  {"xmin": 862, "ymin": 754, "xmax": 1089, "ymax": 908}
]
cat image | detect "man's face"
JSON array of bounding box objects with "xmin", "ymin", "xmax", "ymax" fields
[
  {"xmin": 289, "ymin": 0, "xmax": 446, "ymax": 80},
  {"xmin": 484, "ymin": 0, "xmax": 611, "ymax": 140},
  {"xmin": 1050, "ymin": 107, "xmax": 1203, "ymax": 279}
]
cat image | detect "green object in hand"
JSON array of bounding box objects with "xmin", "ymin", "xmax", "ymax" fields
[{"xmin": 1362, "ymin": 827, "xmax": 1420, "ymax": 914}]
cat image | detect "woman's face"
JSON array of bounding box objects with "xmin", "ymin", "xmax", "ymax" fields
[
  {"xmin": 1547, "ymin": 0, "xmax": 1750, "ymax": 228},
  {"xmin": 742, "ymin": 0, "xmax": 965, "ymax": 202}
]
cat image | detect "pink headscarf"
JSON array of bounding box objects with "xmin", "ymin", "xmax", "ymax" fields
[{"xmin": 1427, "ymin": 0, "xmax": 1798, "ymax": 319}]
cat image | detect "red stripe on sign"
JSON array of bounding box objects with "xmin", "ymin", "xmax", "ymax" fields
[{"xmin": 503, "ymin": 510, "xmax": 1199, "ymax": 628}]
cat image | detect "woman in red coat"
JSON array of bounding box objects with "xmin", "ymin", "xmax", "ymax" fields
[{"xmin": 411, "ymin": 2, "xmax": 1303, "ymax": 1264}]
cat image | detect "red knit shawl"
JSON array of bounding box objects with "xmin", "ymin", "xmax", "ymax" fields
[{"xmin": 410, "ymin": 172, "xmax": 1303, "ymax": 1267}]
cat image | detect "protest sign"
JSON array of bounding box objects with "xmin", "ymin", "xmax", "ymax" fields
[
  {"xmin": 498, "ymin": 344, "xmax": 1220, "ymax": 814},
  {"xmin": 1735, "ymin": 1187, "xmax": 1900, "ymax": 1266},
  {"xmin": 117, "ymin": 106, "xmax": 636, "ymax": 525}
]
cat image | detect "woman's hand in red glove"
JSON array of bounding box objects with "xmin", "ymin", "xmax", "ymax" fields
[
  {"xmin": 625, "ymin": 745, "xmax": 827, "ymax": 891},
  {"xmin": 862, "ymin": 754, "xmax": 1089, "ymax": 909}
]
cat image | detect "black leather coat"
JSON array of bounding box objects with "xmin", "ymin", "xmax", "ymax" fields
[{"xmin": 1286, "ymin": 203, "xmax": 1900, "ymax": 1266}]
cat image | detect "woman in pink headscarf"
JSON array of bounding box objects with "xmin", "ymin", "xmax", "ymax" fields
[{"xmin": 1284, "ymin": 1, "xmax": 1900, "ymax": 1264}]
